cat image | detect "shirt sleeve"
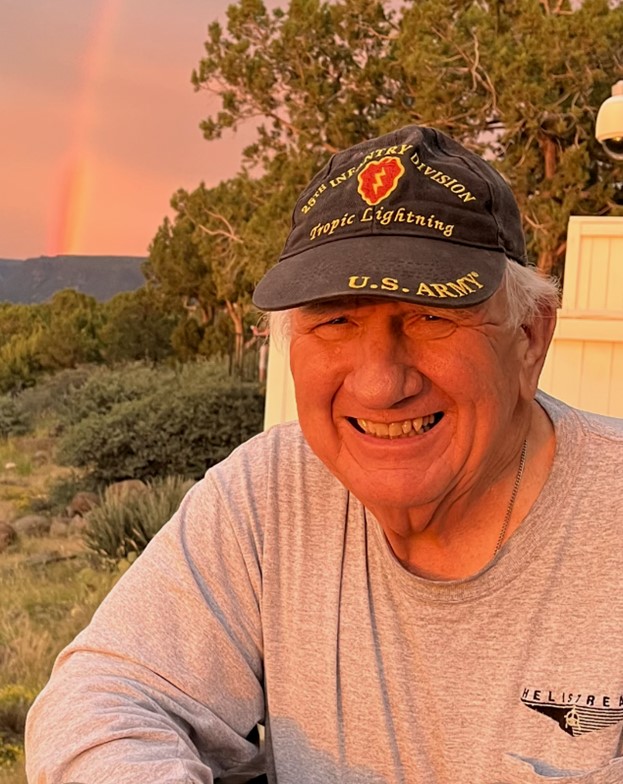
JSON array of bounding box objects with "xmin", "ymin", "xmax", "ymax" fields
[{"xmin": 25, "ymin": 476, "xmax": 266, "ymax": 784}]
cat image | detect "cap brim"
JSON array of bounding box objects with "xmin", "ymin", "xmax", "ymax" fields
[{"xmin": 253, "ymin": 235, "xmax": 506, "ymax": 311}]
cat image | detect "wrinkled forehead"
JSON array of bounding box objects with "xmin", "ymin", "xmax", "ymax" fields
[{"xmin": 295, "ymin": 294, "xmax": 492, "ymax": 320}]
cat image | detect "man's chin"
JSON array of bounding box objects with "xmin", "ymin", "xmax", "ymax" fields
[{"xmin": 346, "ymin": 480, "xmax": 445, "ymax": 519}]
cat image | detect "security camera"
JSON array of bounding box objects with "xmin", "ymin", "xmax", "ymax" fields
[{"xmin": 596, "ymin": 80, "xmax": 623, "ymax": 161}]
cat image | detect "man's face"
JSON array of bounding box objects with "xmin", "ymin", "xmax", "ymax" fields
[{"xmin": 289, "ymin": 289, "xmax": 542, "ymax": 515}]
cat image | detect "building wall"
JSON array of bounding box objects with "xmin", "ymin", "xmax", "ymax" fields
[
  {"xmin": 264, "ymin": 216, "xmax": 623, "ymax": 428},
  {"xmin": 540, "ymin": 216, "xmax": 623, "ymax": 418},
  {"xmin": 263, "ymin": 335, "xmax": 297, "ymax": 429}
]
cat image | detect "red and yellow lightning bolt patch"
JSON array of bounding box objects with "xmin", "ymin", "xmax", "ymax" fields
[{"xmin": 357, "ymin": 156, "xmax": 405, "ymax": 206}]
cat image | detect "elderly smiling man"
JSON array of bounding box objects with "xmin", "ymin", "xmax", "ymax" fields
[{"xmin": 27, "ymin": 126, "xmax": 623, "ymax": 784}]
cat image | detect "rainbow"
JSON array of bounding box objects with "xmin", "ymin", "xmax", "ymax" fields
[{"xmin": 47, "ymin": 0, "xmax": 123, "ymax": 256}]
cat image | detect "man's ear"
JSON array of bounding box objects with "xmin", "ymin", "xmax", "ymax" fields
[{"xmin": 518, "ymin": 305, "xmax": 557, "ymax": 400}]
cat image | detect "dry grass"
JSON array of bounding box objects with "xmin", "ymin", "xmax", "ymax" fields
[
  {"xmin": 0, "ymin": 434, "xmax": 119, "ymax": 781},
  {"xmin": 0, "ymin": 762, "xmax": 26, "ymax": 783},
  {"xmin": 0, "ymin": 432, "xmax": 77, "ymax": 523},
  {"xmin": 0, "ymin": 542, "xmax": 118, "ymax": 779}
]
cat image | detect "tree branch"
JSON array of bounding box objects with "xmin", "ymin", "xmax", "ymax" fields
[{"xmin": 178, "ymin": 203, "xmax": 242, "ymax": 244}]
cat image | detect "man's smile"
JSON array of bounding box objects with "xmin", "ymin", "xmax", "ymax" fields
[{"xmin": 349, "ymin": 412, "xmax": 444, "ymax": 438}]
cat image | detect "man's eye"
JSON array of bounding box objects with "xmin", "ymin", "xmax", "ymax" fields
[
  {"xmin": 313, "ymin": 315, "xmax": 354, "ymax": 338},
  {"xmin": 313, "ymin": 315, "xmax": 350, "ymax": 328},
  {"xmin": 409, "ymin": 314, "xmax": 456, "ymax": 340}
]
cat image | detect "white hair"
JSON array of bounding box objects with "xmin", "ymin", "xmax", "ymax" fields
[
  {"xmin": 502, "ymin": 260, "xmax": 560, "ymax": 329},
  {"xmin": 267, "ymin": 259, "xmax": 560, "ymax": 345}
]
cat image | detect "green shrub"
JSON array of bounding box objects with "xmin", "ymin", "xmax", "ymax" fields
[
  {"xmin": 17, "ymin": 366, "xmax": 94, "ymax": 423},
  {"xmin": 58, "ymin": 374, "xmax": 264, "ymax": 482},
  {"xmin": 56, "ymin": 363, "xmax": 162, "ymax": 426},
  {"xmin": 0, "ymin": 397, "xmax": 31, "ymax": 440},
  {"xmin": 85, "ymin": 476, "xmax": 195, "ymax": 559},
  {"xmin": 56, "ymin": 361, "xmax": 231, "ymax": 426},
  {"xmin": 0, "ymin": 330, "xmax": 43, "ymax": 395}
]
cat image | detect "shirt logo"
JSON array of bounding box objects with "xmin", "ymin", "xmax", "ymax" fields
[
  {"xmin": 522, "ymin": 687, "xmax": 623, "ymax": 737},
  {"xmin": 357, "ymin": 157, "xmax": 405, "ymax": 206}
]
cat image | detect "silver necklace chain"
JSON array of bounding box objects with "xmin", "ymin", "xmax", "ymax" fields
[{"xmin": 493, "ymin": 439, "xmax": 528, "ymax": 557}]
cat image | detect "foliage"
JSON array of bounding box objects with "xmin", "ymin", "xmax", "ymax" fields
[
  {"xmin": 0, "ymin": 293, "xmax": 104, "ymax": 394},
  {"xmin": 0, "ymin": 329, "xmax": 44, "ymax": 395},
  {"xmin": 193, "ymin": 0, "xmax": 400, "ymax": 164},
  {"xmin": 98, "ymin": 287, "xmax": 180, "ymax": 364},
  {"xmin": 55, "ymin": 363, "xmax": 169, "ymax": 427},
  {"xmin": 0, "ymin": 305, "xmax": 44, "ymax": 395},
  {"xmin": 190, "ymin": 0, "xmax": 623, "ymax": 281},
  {"xmin": 0, "ymin": 398, "xmax": 31, "ymax": 440},
  {"xmin": 0, "ymin": 304, "xmax": 43, "ymax": 353},
  {"xmin": 34, "ymin": 290, "xmax": 103, "ymax": 372},
  {"xmin": 145, "ymin": 175, "xmax": 273, "ymax": 373},
  {"xmin": 0, "ymin": 287, "xmax": 180, "ymax": 395},
  {"xmin": 392, "ymin": 0, "xmax": 623, "ymax": 276},
  {"xmin": 17, "ymin": 366, "xmax": 94, "ymax": 424},
  {"xmin": 85, "ymin": 476, "xmax": 196, "ymax": 560},
  {"xmin": 57, "ymin": 362, "xmax": 264, "ymax": 482}
]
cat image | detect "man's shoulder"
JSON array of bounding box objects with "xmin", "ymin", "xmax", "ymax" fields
[
  {"xmin": 196, "ymin": 421, "xmax": 344, "ymax": 537},
  {"xmin": 538, "ymin": 391, "xmax": 623, "ymax": 443},
  {"xmin": 209, "ymin": 420, "xmax": 324, "ymax": 483},
  {"xmin": 232, "ymin": 419, "xmax": 313, "ymax": 460},
  {"xmin": 538, "ymin": 392, "xmax": 623, "ymax": 495}
]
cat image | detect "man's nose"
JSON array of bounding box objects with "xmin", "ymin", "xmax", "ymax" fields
[{"xmin": 342, "ymin": 330, "xmax": 424, "ymax": 410}]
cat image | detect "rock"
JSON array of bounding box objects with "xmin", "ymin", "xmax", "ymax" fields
[
  {"xmin": 69, "ymin": 515, "xmax": 89, "ymax": 535},
  {"xmin": 33, "ymin": 450, "xmax": 48, "ymax": 465},
  {"xmin": 0, "ymin": 521, "xmax": 17, "ymax": 552},
  {"xmin": 12, "ymin": 514, "xmax": 51, "ymax": 537},
  {"xmin": 4, "ymin": 462, "xmax": 16, "ymax": 471},
  {"xmin": 49, "ymin": 518, "xmax": 69, "ymax": 538},
  {"xmin": 105, "ymin": 479, "xmax": 148, "ymax": 502},
  {"xmin": 66, "ymin": 491, "xmax": 99, "ymax": 518}
]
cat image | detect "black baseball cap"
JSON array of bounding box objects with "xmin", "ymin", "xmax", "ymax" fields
[{"xmin": 253, "ymin": 125, "xmax": 527, "ymax": 311}]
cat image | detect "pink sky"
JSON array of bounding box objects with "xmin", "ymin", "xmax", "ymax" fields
[{"xmin": 1, "ymin": 0, "xmax": 262, "ymax": 260}]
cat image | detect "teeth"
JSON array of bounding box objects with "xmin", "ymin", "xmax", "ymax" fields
[{"xmin": 356, "ymin": 414, "xmax": 440, "ymax": 439}]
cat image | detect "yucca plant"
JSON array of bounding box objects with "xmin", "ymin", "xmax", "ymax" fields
[{"xmin": 85, "ymin": 476, "xmax": 195, "ymax": 560}]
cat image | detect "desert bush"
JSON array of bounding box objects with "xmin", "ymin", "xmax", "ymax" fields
[
  {"xmin": 0, "ymin": 397, "xmax": 31, "ymax": 440},
  {"xmin": 17, "ymin": 366, "xmax": 94, "ymax": 423},
  {"xmin": 85, "ymin": 475, "xmax": 195, "ymax": 559},
  {"xmin": 0, "ymin": 330, "xmax": 43, "ymax": 396},
  {"xmin": 55, "ymin": 363, "xmax": 163, "ymax": 426},
  {"xmin": 56, "ymin": 360, "xmax": 230, "ymax": 426},
  {"xmin": 58, "ymin": 372, "xmax": 264, "ymax": 482}
]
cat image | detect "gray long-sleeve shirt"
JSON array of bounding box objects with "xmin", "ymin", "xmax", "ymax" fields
[{"xmin": 26, "ymin": 393, "xmax": 623, "ymax": 783}]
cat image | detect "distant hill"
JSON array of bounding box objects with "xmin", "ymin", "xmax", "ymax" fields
[{"xmin": 0, "ymin": 255, "xmax": 146, "ymax": 304}]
